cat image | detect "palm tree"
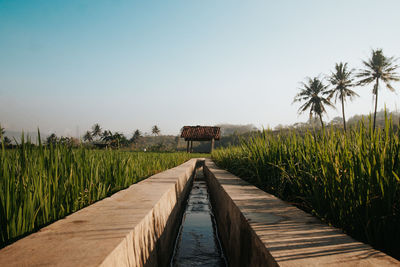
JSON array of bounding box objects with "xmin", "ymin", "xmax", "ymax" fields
[
  {"xmin": 130, "ymin": 129, "xmax": 142, "ymax": 144},
  {"xmin": 46, "ymin": 133, "xmax": 58, "ymax": 145},
  {"xmin": 0, "ymin": 124, "xmax": 5, "ymax": 138},
  {"xmin": 101, "ymin": 130, "xmax": 113, "ymax": 145},
  {"xmin": 83, "ymin": 131, "xmax": 93, "ymax": 142},
  {"xmin": 101, "ymin": 132, "xmax": 128, "ymax": 148},
  {"xmin": 327, "ymin": 62, "xmax": 359, "ymax": 131},
  {"xmin": 112, "ymin": 132, "xmax": 128, "ymax": 147},
  {"xmin": 357, "ymin": 49, "xmax": 400, "ymax": 131},
  {"xmin": 293, "ymin": 77, "xmax": 334, "ymax": 128},
  {"xmin": 101, "ymin": 130, "xmax": 112, "ymax": 140},
  {"xmin": 91, "ymin": 123, "xmax": 102, "ymax": 140},
  {"xmin": 152, "ymin": 125, "xmax": 160, "ymax": 136}
]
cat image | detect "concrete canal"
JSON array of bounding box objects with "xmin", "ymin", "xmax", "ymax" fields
[
  {"xmin": 0, "ymin": 158, "xmax": 398, "ymax": 266},
  {"xmin": 170, "ymin": 167, "xmax": 227, "ymax": 267}
]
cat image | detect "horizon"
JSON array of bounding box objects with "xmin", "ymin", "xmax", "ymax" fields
[
  {"xmin": 4, "ymin": 108, "xmax": 398, "ymax": 142},
  {"xmin": 1, "ymin": 1, "xmax": 400, "ymax": 137}
]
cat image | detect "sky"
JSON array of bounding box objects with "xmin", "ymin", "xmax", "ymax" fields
[{"xmin": 1, "ymin": 0, "xmax": 400, "ymax": 137}]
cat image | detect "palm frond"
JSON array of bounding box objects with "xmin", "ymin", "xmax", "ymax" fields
[{"xmin": 293, "ymin": 76, "xmax": 332, "ymax": 123}]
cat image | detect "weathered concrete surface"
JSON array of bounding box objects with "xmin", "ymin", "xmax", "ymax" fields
[
  {"xmin": 203, "ymin": 159, "xmax": 399, "ymax": 267},
  {"xmin": 0, "ymin": 158, "xmax": 201, "ymax": 267}
]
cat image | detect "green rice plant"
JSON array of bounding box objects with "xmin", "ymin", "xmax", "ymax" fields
[
  {"xmin": 0, "ymin": 135, "xmax": 203, "ymax": 247},
  {"xmin": 212, "ymin": 115, "xmax": 400, "ymax": 259}
]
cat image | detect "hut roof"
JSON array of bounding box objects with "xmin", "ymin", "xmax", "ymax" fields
[{"xmin": 180, "ymin": 126, "xmax": 221, "ymax": 141}]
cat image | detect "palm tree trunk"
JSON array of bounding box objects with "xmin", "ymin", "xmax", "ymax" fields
[
  {"xmin": 373, "ymin": 78, "xmax": 379, "ymax": 132},
  {"xmin": 319, "ymin": 114, "xmax": 324, "ymax": 128},
  {"xmin": 341, "ymin": 94, "xmax": 346, "ymax": 132}
]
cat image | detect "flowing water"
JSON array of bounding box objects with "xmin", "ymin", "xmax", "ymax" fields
[{"xmin": 170, "ymin": 167, "xmax": 227, "ymax": 267}]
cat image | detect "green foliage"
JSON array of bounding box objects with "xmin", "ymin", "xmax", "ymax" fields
[
  {"xmin": 101, "ymin": 131, "xmax": 128, "ymax": 148},
  {"xmin": 91, "ymin": 123, "xmax": 102, "ymax": 139},
  {"xmin": 212, "ymin": 115, "xmax": 400, "ymax": 258},
  {"xmin": 45, "ymin": 133, "xmax": 58, "ymax": 145},
  {"xmin": 357, "ymin": 49, "xmax": 400, "ymax": 131},
  {"xmin": 130, "ymin": 129, "xmax": 142, "ymax": 144},
  {"xmin": 45, "ymin": 133, "xmax": 78, "ymax": 147},
  {"xmin": 293, "ymin": 77, "xmax": 334, "ymax": 127},
  {"xmin": 327, "ymin": 62, "xmax": 358, "ymax": 131},
  {"xmin": 152, "ymin": 125, "xmax": 160, "ymax": 136},
  {"xmin": 83, "ymin": 131, "xmax": 93, "ymax": 142},
  {"xmin": 0, "ymin": 138, "xmax": 202, "ymax": 247}
]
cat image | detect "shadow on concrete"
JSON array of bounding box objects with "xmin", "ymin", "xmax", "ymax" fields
[{"xmin": 234, "ymin": 195, "xmax": 386, "ymax": 264}]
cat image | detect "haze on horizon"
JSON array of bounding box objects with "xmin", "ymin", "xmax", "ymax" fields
[{"xmin": 1, "ymin": 0, "xmax": 400, "ymax": 137}]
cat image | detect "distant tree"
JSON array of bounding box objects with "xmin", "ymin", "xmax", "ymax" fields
[
  {"xmin": 293, "ymin": 122, "xmax": 309, "ymax": 129},
  {"xmin": 101, "ymin": 130, "xmax": 112, "ymax": 141},
  {"xmin": 83, "ymin": 131, "xmax": 93, "ymax": 142},
  {"xmin": 98, "ymin": 130, "xmax": 128, "ymax": 148},
  {"xmin": 2, "ymin": 136, "xmax": 11, "ymax": 146},
  {"xmin": 46, "ymin": 133, "xmax": 58, "ymax": 145},
  {"xmin": 327, "ymin": 62, "xmax": 358, "ymax": 132},
  {"xmin": 101, "ymin": 130, "xmax": 113, "ymax": 144},
  {"xmin": 216, "ymin": 124, "xmax": 259, "ymax": 136},
  {"xmin": 0, "ymin": 124, "xmax": 5, "ymax": 137},
  {"xmin": 108, "ymin": 132, "xmax": 127, "ymax": 148},
  {"xmin": 130, "ymin": 129, "xmax": 142, "ymax": 143},
  {"xmin": 293, "ymin": 77, "xmax": 334, "ymax": 128},
  {"xmin": 0, "ymin": 124, "xmax": 11, "ymax": 147},
  {"xmin": 274, "ymin": 124, "xmax": 285, "ymax": 131},
  {"xmin": 59, "ymin": 136, "xmax": 72, "ymax": 145},
  {"xmin": 91, "ymin": 123, "xmax": 102, "ymax": 140},
  {"xmin": 114, "ymin": 132, "xmax": 128, "ymax": 147},
  {"xmin": 357, "ymin": 49, "xmax": 400, "ymax": 131},
  {"xmin": 152, "ymin": 125, "xmax": 160, "ymax": 136},
  {"xmin": 329, "ymin": 116, "xmax": 343, "ymax": 126}
]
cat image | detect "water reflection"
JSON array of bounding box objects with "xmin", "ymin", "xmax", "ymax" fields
[{"xmin": 171, "ymin": 168, "xmax": 227, "ymax": 267}]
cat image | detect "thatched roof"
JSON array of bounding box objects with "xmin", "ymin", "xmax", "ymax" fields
[{"xmin": 180, "ymin": 126, "xmax": 220, "ymax": 141}]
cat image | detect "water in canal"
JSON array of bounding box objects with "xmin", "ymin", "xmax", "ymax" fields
[{"xmin": 170, "ymin": 167, "xmax": 227, "ymax": 267}]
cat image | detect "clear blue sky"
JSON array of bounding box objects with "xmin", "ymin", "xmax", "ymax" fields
[{"xmin": 1, "ymin": 0, "xmax": 400, "ymax": 136}]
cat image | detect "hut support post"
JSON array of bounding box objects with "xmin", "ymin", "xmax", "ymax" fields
[
  {"xmin": 186, "ymin": 140, "xmax": 190, "ymax": 153},
  {"xmin": 210, "ymin": 138, "xmax": 215, "ymax": 153},
  {"xmin": 190, "ymin": 141, "xmax": 193, "ymax": 153}
]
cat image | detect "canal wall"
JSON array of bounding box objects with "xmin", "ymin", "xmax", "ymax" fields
[
  {"xmin": 0, "ymin": 158, "xmax": 200, "ymax": 267},
  {"xmin": 203, "ymin": 158, "xmax": 399, "ymax": 266},
  {"xmin": 2, "ymin": 157, "xmax": 399, "ymax": 266}
]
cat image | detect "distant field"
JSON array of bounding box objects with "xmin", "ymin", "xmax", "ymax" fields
[
  {"xmin": 212, "ymin": 118, "xmax": 400, "ymax": 259},
  {"xmin": 0, "ymin": 142, "xmax": 205, "ymax": 247}
]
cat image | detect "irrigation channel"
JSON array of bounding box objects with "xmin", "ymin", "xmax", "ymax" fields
[{"xmin": 170, "ymin": 166, "xmax": 227, "ymax": 267}]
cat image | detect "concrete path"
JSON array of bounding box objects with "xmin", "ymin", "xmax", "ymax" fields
[
  {"xmin": 0, "ymin": 159, "xmax": 198, "ymax": 267},
  {"xmin": 204, "ymin": 159, "xmax": 399, "ymax": 266}
]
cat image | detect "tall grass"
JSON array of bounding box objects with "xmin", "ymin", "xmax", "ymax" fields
[
  {"xmin": 0, "ymin": 135, "xmax": 203, "ymax": 247},
  {"xmin": 212, "ymin": 116, "xmax": 400, "ymax": 258}
]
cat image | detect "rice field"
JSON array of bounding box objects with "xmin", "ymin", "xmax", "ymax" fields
[
  {"xmin": 0, "ymin": 136, "xmax": 203, "ymax": 247},
  {"xmin": 212, "ymin": 117, "xmax": 400, "ymax": 258}
]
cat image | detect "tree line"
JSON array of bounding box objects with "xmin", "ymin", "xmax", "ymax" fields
[
  {"xmin": 293, "ymin": 48, "xmax": 400, "ymax": 132},
  {"xmin": 81, "ymin": 124, "xmax": 161, "ymax": 148},
  {"xmin": 0, "ymin": 123, "xmax": 162, "ymax": 149},
  {"xmin": 0, "ymin": 125, "xmax": 11, "ymax": 147}
]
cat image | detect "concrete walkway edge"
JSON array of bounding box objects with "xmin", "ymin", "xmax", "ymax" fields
[
  {"xmin": 0, "ymin": 158, "xmax": 200, "ymax": 267},
  {"xmin": 203, "ymin": 158, "xmax": 399, "ymax": 267}
]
